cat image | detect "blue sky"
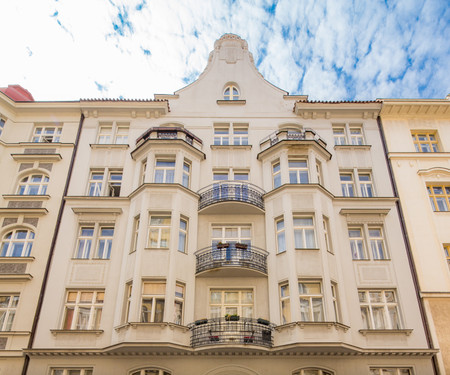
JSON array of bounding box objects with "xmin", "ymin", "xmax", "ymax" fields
[{"xmin": 1, "ymin": 0, "xmax": 448, "ymax": 101}]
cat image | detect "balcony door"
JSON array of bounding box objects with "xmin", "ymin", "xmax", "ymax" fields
[
  {"xmin": 210, "ymin": 289, "xmax": 253, "ymax": 319},
  {"xmin": 213, "ymin": 172, "xmax": 229, "ymax": 200},
  {"xmin": 212, "ymin": 226, "xmax": 251, "ymax": 261}
]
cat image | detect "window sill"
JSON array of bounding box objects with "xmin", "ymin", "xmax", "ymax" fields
[
  {"xmin": 11, "ymin": 153, "xmax": 62, "ymax": 162},
  {"xmin": 216, "ymin": 99, "xmax": 246, "ymax": 105},
  {"xmin": 295, "ymin": 248, "xmax": 320, "ymax": 251},
  {"xmin": 352, "ymin": 258, "xmax": 391, "ymax": 261},
  {"xmin": 0, "ymin": 257, "xmax": 35, "ymax": 262},
  {"xmin": 0, "ymin": 207, "xmax": 48, "ymax": 215},
  {"xmin": 70, "ymin": 258, "xmax": 110, "ymax": 261},
  {"xmin": 210, "ymin": 145, "xmax": 252, "ymax": 150},
  {"xmin": 2, "ymin": 194, "xmax": 50, "ymax": 200},
  {"xmin": 90, "ymin": 143, "xmax": 129, "ymax": 149},
  {"xmin": 124, "ymin": 322, "xmax": 189, "ymax": 331},
  {"xmin": 334, "ymin": 145, "xmax": 371, "ymax": 151},
  {"xmin": 0, "ymin": 331, "xmax": 31, "ymax": 336},
  {"xmin": 50, "ymin": 329, "xmax": 104, "ymax": 336},
  {"xmin": 275, "ymin": 321, "xmax": 350, "ymax": 332},
  {"xmin": 144, "ymin": 247, "xmax": 169, "ymax": 251},
  {"xmin": 0, "ymin": 273, "xmax": 32, "ymax": 280},
  {"xmin": 359, "ymin": 329, "xmax": 412, "ymax": 336}
]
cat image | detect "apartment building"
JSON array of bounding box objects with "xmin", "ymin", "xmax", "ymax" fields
[
  {"xmin": 0, "ymin": 86, "xmax": 80, "ymax": 374},
  {"xmin": 380, "ymin": 98, "xmax": 450, "ymax": 375},
  {"xmin": 0, "ymin": 35, "xmax": 437, "ymax": 375}
]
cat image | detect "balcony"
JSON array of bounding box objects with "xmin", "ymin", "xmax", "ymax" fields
[
  {"xmin": 198, "ymin": 181, "xmax": 265, "ymax": 212},
  {"xmin": 195, "ymin": 244, "xmax": 268, "ymax": 275},
  {"xmin": 189, "ymin": 317, "xmax": 274, "ymax": 348}
]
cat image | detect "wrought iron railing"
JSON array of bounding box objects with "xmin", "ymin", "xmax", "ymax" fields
[
  {"xmin": 198, "ymin": 181, "xmax": 265, "ymax": 210},
  {"xmin": 136, "ymin": 127, "xmax": 201, "ymax": 149},
  {"xmin": 189, "ymin": 317, "xmax": 274, "ymax": 348},
  {"xmin": 259, "ymin": 128, "xmax": 327, "ymax": 152},
  {"xmin": 195, "ymin": 244, "xmax": 268, "ymax": 274}
]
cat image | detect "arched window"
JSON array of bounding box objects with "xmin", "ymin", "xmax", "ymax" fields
[
  {"xmin": 17, "ymin": 174, "xmax": 49, "ymax": 195},
  {"xmin": 223, "ymin": 84, "xmax": 240, "ymax": 100},
  {"xmin": 1, "ymin": 229, "xmax": 35, "ymax": 257},
  {"xmin": 130, "ymin": 369, "xmax": 171, "ymax": 375},
  {"xmin": 293, "ymin": 369, "xmax": 334, "ymax": 375}
]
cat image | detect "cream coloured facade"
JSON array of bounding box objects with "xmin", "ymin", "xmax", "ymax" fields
[
  {"xmin": 0, "ymin": 35, "xmax": 438, "ymax": 375},
  {"xmin": 380, "ymin": 98, "xmax": 450, "ymax": 375}
]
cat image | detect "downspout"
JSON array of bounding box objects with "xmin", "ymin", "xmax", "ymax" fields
[
  {"xmin": 21, "ymin": 113, "xmax": 85, "ymax": 375},
  {"xmin": 377, "ymin": 114, "xmax": 440, "ymax": 375}
]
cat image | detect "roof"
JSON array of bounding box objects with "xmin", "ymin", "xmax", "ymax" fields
[{"xmin": 0, "ymin": 84, "xmax": 34, "ymax": 101}]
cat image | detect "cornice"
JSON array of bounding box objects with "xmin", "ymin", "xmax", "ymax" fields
[
  {"xmin": 294, "ymin": 101, "xmax": 381, "ymax": 120},
  {"xmin": 380, "ymin": 99, "xmax": 450, "ymax": 118},
  {"xmin": 80, "ymin": 99, "xmax": 169, "ymax": 119}
]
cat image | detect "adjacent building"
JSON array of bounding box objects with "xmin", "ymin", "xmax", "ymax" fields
[
  {"xmin": 380, "ymin": 98, "xmax": 450, "ymax": 375},
  {"xmin": 0, "ymin": 35, "xmax": 439, "ymax": 375}
]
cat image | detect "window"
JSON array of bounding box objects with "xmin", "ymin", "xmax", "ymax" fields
[
  {"xmin": 348, "ymin": 225, "xmax": 388, "ymax": 260},
  {"xmin": 51, "ymin": 369, "xmax": 93, "ymax": 375},
  {"xmin": 369, "ymin": 227, "xmax": 387, "ymax": 260},
  {"xmin": 182, "ymin": 161, "xmax": 191, "ymax": 188},
  {"xmin": 0, "ymin": 295, "xmax": 19, "ymax": 331},
  {"xmin": 62, "ymin": 290, "xmax": 104, "ymax": 330},
  {"xmin": 88, "ymin": 171, "xmax": 104, "ymax": 196},
  {"xmin": 178, "ymin": 218, "xmax": 188, "ymax": 253},
  {"xmin": 233, "ymin": 124, "xmax": 248, "ymax": 145},
  {"xmin": 293, "ymin": 216, "xmax": 316, "ymax": 249},
  {"xmin": 131, "ymin": 215, "xmax": 140, "ymax": 253},
  {"xmin": 174, "ymin": 283, "xmax": 185, "ymax": 324},
  {"xmin": 359, "ymin": 173, "xmax": 374, "ymax": 197},
  {"xmin": 316, "ymin": 161, "xmax": 323, "ymax": 185},
  {"xmin": 280, "ymin": 283, "xmax": 290, "ymax": 323},
  {"xmin": 369, "ymin": 368, "xmax": 412, "ymax": 375},
  {"xmin": 31, "ymin": 126, "xmax": 62, "ymax": 143},
  {"xmin": 131, "ymin": 369, "xmax": 171, "ymax": 375},
  {"xmin": 124, "ymin": 283, "xmax": 132, "ymax": 323},
  {"xmin": 141, "ymin": 281, "xmax": 166, "ymax": 323},
  {"xmin": 234, "ymin": 172, "xmax": 249, "ymax": 181},
  {"xmin": 154, "ymin": 160, "xmax": 175, "ymax": 183},
  {"xmin": 293, "ymin": 369, "xmax": 333, "ymax": 375},
  {"xmin": 212, "ymin": 226, "xmax": 251, "ymax": 247},
  {"xmin": 223, "ymin": 84, "xmax": 239, "ymax": 100},
  {"xmin": 148, "ymin": 216, "xmax": 171, "ymax": 248},
  {"xmin": 412, "ymin": 131, "xmax": 439, "ymax": 152},
  {"xmin": 333, "ymin": 124, "xmax": 364, "ymax": 145},
  {"xmin": 108, "ymin": 171, "xmax": 122, "ymax": 197},
  {"xmin": 17, "ymin": 174, "xmax": 49, "ymax": 195},
  {"xmin": 298, "ymin": 282, "xmax": 324, "ymax": 322},
  {"xmin": 210, "ymin": 289, "xmax": 253, "ymax": 318},
  {"xmin": 96, "ymin": 123, "xmax": 129, "ymax": 144},
  {"xmin": 323, "ymin": 217, "xmax": 333, "ymax": 253},
  {"xmin": 349, "ymin": 228, "xmax": 367, "ymax": 259},
  {"xmin": 140, "ymin": 159, "xmax": 147, "ymax": 185},
  {"xmin": 359, "ymin": 290, "xmax": 401, "ymax": 329},
  {"xmin": 0, "ymin": 118, "xmax": 5, "ymax": 136},
  {"xmin": 273, "ymin": 161, "xmax": 281, "ymax": 188},
  {"xmin": 331, "ymin": 283, "xmax": 340, "ymax": 322},
  {"xmin": 1, "ymin": 229, "xmax": 34, "ymax": 257},
  {"xmin": 444, "ymin": 245, "xmax": 450, "ymax": 270},
  {"xmin": 289, "ymin": 159, "xmax": 309, "ymax": 184},
  {"xmin": 427, "ymin": 185, "xmax": 450, "ymax": 211},
  {"xmin": 214, "ymin": 126, "xmax": 229, "ymax": 145},
  {"xmin": 276, "ymin": 218, "xmax": 286, "ymax": 253},
  {"xmin": 75, "ymin": 225, "xmax": 114, "ymax": 259},
  {"xmin": 340, "ymin": 173, "xmax": 355, "ymax": 197}
]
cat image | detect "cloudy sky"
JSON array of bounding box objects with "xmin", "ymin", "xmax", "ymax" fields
[{"xmin": 1, "ymin": 0, "xmax": 448, "ymax": 101}]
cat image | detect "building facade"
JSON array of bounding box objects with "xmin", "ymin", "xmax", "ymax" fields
[
  {"xmin": 0, "ymin": 35, "xmax": 438, "ymax": 375},
  {"xmin": 380, "ymin": 98, "xmax": 450, "ymax": 375}
]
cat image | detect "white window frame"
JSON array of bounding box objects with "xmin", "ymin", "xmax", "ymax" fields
[
  {"xmin": 0, "ymin": 294, "xmax": 19, "ymax": 331},
  {"xmin": 0, "ymin": 118, "xmax": 5, "ymax": 137},
  {"xmin": 211, "ymin": 225, "xmax": 251, "ymax": 246},
  {"xmin": 87, "ymin": 168, "xmax": 122, "ymax": 196},
  {"xmin": 412, "ymin": 131, "xmax": 439, "ymax": 152},
  {"xmin": 140, "ymin": 159, "xmax": 147, "ymax": 185},
  {"xmin": 340, "ymin": 172, "xmax": 355, "ymax": 197},
  {"xmin": 223, "ymin": 84, "xmax": 240, "ymax": 100},
  {"xmin": 369, "ymin": 367, "xmax": 413, "ymax": 375},
  {"xmin": 293, "ymin": 216, "xmax": 317, "ymax": 249},
  {"xmin": 178, "ymin": 217, "xmax": 188, "ymax": 253},
  {"xmin": 1, "ymin": 229, "xmax": 35, "ymax": 257},
  {"xmin": 174, "ymin": 282, "xmax": 185, "ymax": 324},
  {"xmin": 332, "ymin": 123, "xmax": 365, "ymax": 146},
  {"xmin": 74, "ymin": 224, "xmax": 114, "ymax": 260},
  {"xmin": 141, "ymin": 281, "xmax": 166, "ymax": 323},
  {"xmin": 182, "ymin": 160, "xmax": 191, "ymax": 188},
  {"xmin": 232, "ymin": 124, "xmax": 248, "ymax": 145},
  {"xmin": 359, "ymin": 172, "xmax": 374, "ymax": 197},
  {"xmin": 31, "ymin": 125, "xmax": 62, "ymax": 143},
  {"xmin": 214, "ymin": 126, "xmax": 230, "ymax": 145},
  {"xmin": 17, "ymin": 174, "xmax": 49, "ymax": 195},
  {"xmin": 96, "ymin": 122, "xmax": 129, "ymax": 144},
  {"xmin": 359, "ymin": 289, "xmax": 402, "ymax": 329},
  {"xmin": 298, "ymin": 281, "xmax": 324, "ymax": 322},
  {"xmin": 108, "ymin": 170, "xmax": 122, "ymax": 197},
  {"xmin": 124, "ymin": 283, "xmax": 132, "ymax": 323},
  {"xmin": 62, "ymin": 290, "xmax": 104, "ymax": 330},
  {"xmin": 131, "ymin": 215, "xmax": 140, "ymax": 253},
  {"xmin": 323, "ymin": 216, "xmax": 333, "ymax": 254},
  {"xmin": 288, "ymin": 159, "xmax": 309, "ymax": 184},
  {"xmin": 88, "ymin": 170, "xmax": 104, "ymax": 196},
  {"xmin": 209, "ymin": 289, "xmax": 253, "ymax": 319},
  {"xmin": 148, "ymin": 215, "xmax": 171, "ymax": 248},
  {"xmin": 348, "ymin": 224, "xmax": 388, "ymax": 260},
  {"xmin": 273, "ymin": 161, "xmax": 281, "ymax": 188},
  {"xmin": 50, "ymin": 369, "xmax": 93, "ymax": 375},
  {"xmin": 154, "ymin": 159, "xmax": 175, "ymax": 183},
  {"xmin": 331, "ymin": 283, "xmax": 340, "ymax": 322},
  {"xmin": 276, "ymin": 218, "xmax": 286, "ymax": 253},
  {"xmin": 293, "ymin": 369, "xmax": 333, "ymax": 375},
  {"xmin": 130, "ymin": 369, "xmax": 171, "ymax": 375},
  {"xmin": 280, "ymin": 283, "xmax": 291, "ymax": 324}
]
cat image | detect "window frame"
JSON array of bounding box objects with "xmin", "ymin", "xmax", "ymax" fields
[
  {"xmin": 130, "ymin": 215, "xmax": 140, "ymax": 253},
  {"xmin": 0, "ymin": 118, "xmax": 5, "ymax": 137},
  {"xmin": 279, "ymin": 283, "xmax": 291, "ymax": 324},
  {"xmin": 427, "ymin": 184, "xmax": 450, "ymax": 212},
  {"xmin": 359, "ymin": 172, "xmax": 374, "ymax": 197},
  {"xmin": 412, "ymin": 131, "xmax": 439, "ymax": 152},
  {"xmin": 147, "ymin": 215, "xmax": 171, "ymax": 249},
  {"xmin": 50, "ymin": 369, "xmax": 93, "ymax": 375},
  {"xmin": 293, "ymin": 216, "xmax": 317, "ymax": 249},
  {"xmin": 62, "ymin": 290, "xmax": 104, "ymax": 330},
  {"xmin": 1, "ymin": 229, "xmax": 35, "ymax": 257},
  {"xmin": 31, "ymin": 125, "xmax": 62, "ymax": 143},
  {"xmin": 358, "ymin": 289, "xmax": 402, "ymax": 330},
  {"xmin": 178, "ymin": 217, "xmax": 188, "ymax": 253},
  {"xmin": 293, "ymin": 369, "xmax": 334, "ymax": 375},
  {"xmin": 369, "ymin": 367, "xmax": 413, "ymax": 375},
  {"xmin": 272, "ymin": 161, "xmax": 281, "ymax": 188},
  {"xmin": 96, "ymin": 122, "xmax": 129, "ymax": 145},
  {"xmin": 87, "ymin": 168, "xmax": 123, "ymax": 197},
  {"xmin": 182, "ymin": 160, "xmax": 191, "ymax": 188},
  {"xmin": 74, "ymin": 224, "xmax": 115, "ymax": 260},
  {"xmin": 154, "ymin": 159, "xmax": 176, "ymax": 183},
  {"xmin": 130, "ymin": 369, "xmax": 171, "ymax": 375},
  {"xmin": 340, "ymin": 172, "xmax": 355, "ymax": 197},
  {"xmin": 276, "ymin": 218, "xmax": 286, "ymax": 254},
  {"xmin": 332, "ymin": 123, "xmax": 365, "ymax": 146},
  {"xmin": 17, "ymin": 174, "xmax": 49, "ymax": 195},
  {"xmin": 141, "ymin": 281, "xmax": 166, "ymax": 323},
  {"xmin": 209, "ymin": 289, "xmax": 254, "ymax": 319},
  {"xmin": 288, "ymin": 159, "xmax": 309, "ymax": 184},
  {"xmin": 323, "ymin": 216, "xmax": 333, "ymax": 254},
  {"xmin": 298, "ymin": 281, "xmax": 325, "ymax": 322},
  {"xmin": 174, "ymin": 282, "xmax": 185, "ymax": 325},
  {"xmin": 0, "ymin": 294, "xmax": 19, "ymax": 331},
  {"xmin": 223, "ymin": 84, "xmax": 240, "ymax": 101},
  {"xmin": 348, "ymin": 224, "xmax": 389, "ymax": 261}
]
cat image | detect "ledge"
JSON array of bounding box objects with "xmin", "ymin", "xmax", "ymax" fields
[
  {"xmin": 2, "ymin": 194, "xmax": 50, "ymax": 201},
  {"xmin": 0, "ymin": 274, "xmax": 32, "ymax": 281},
  {"xmin": 275, "ymin": 321, "xmax": 350, "ymax": 332},
  {"xmin": 340, "ymin": 208, "xmax": 391, "ymax": 215},
  {"xmin": 0, "ymin": 331, "xmax": 31, "ymax": 336},
  {"xmin": 50, "ymin": 329, "xmax": 104, "ymax": 336},
  {"xmin": 0, "ymin": 208, "xmax": 48, "ymax": 215},
  {"xmin": 0, "ymin": 257, "xmax": 35, "ymax": 263},
  {"xmin": 210, "ymin": 145, "xmax": 252, "ymax": 150},
  {"xmin": 216, "ymin": 100, "xmax": 246, "ymax": 105},
  {"xmin": 72, "ymin": 207, "xmax": 123, "ymax": 215},
  {"xmin": 359, "ymin": 329, "xmax": 413, "ymax": 336},
  {"xmin": 11, "ymin": 153, "xmax": 62, "ymax": 161},
  {"xmin": 90, "ymin": 143, "xmax": 129, "ymax": 150},
  {"xmin": 334, "ymin": 145, "xmax": 371, "ymax": 151},
  {"xmin": 389, "ymin": 152, "xmax": 450, "ymax": 159},
  {"xmin": 295, "ymin": 248, "xmax": 320, "ymax": 251},
  {"xmin": 127, "ymin": 322, "xmax": 189, "ymax": 332}
]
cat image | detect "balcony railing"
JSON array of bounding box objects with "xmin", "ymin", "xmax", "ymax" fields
[
  {"xmin": 195, "ymin": 244, "xmax": 268, "ymax": 274},
  {"xmin": 259, "ymin": 128, "xmax": 327, "ymax": 153},
  {"xmin": 198, "ymin": 181, "xmax": 265, "ymax": 210},
  {"xmin": 135, "ymin": 127, "xmax": 203, "ymax": 150},
  {"xmin": 189, "ymin": 317, "xmax": 274, "ymax": 348}
]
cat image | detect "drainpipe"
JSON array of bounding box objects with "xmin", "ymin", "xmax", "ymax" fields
[
  {"xmin": 21, "ymin": 113, "xmax": 85, "ymax": 375},
  {"xmin": 377, "ymin": 115, "xmax": 440, "ymax": 375}
]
